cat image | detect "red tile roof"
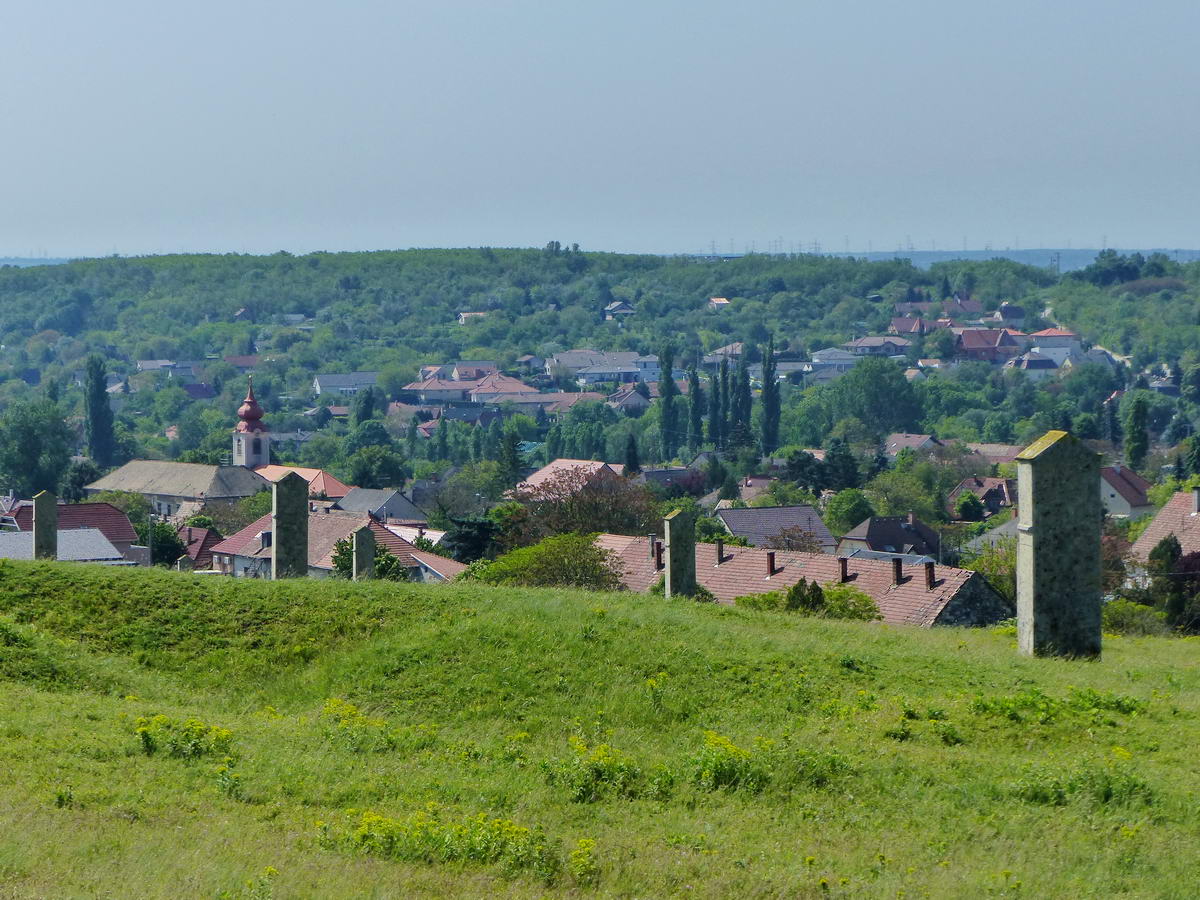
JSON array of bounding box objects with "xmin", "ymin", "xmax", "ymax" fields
[
  {"xmin": 6, "ymin": 501, "xmax": 137, "ymax": 546},
  {"xmin": 210, "ymin": 511, "xmax": 422, "ymax": 570},
  {"xmin": 253, "ymin": 465, "xmax": 353, "ymax": 499},
  {"xmin": 1132, "ymin": 491, "xmax": 1200, "ymax": 562},
  {"xmin": 1030, "ymin": 328, "xmax": 1078, "ymax": 338},
  {"xmin": 519, "ymin": 459, "xmax": 624, "ymax": 490},
  {"xmin": 601, "ymin": 536, "xmax": 992, "ymax": 627}
]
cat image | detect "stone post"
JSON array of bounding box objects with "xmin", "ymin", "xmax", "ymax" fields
[
  {"xmin": 1016, "ymin": 430, "xmax": 1102, "ymax": 657},
  {"xmin": 663, "ymin": 508, "xmax": 697, "ymax": 599},
  {"xmin": 352, "ymin": 525, "xmax": 376, "ymax": 581},
  {"xmin": 271, "ymin": 472, "xmax": 309, "ymax": 580},
  {"xmin": 32, "ymin": 490, "xmax": 57, "ymax": 561}
]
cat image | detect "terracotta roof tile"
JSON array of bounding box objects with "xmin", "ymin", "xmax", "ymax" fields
[
  {"xmin": 1132, "ymin": 491, "xmax": 1200, "ymax": 561},
  {"xmin": 6, "ymin": 501, "xmax": 137, "ymax": 546}
]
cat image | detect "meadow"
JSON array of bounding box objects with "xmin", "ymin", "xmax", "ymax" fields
[{"xmin": 0, "ymin": 560, "xmax": 1197, "ymax": 898}]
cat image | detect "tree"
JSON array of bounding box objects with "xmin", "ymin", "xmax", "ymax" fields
[
  {"xmin": 786, "ymin": 450, "xmax": 827, "ymax": 494},
  {"xmin": 1182, "ymin": 365, "xmax": 1200, "ymax": 406},
  {"xmin": 707, "ymin": 367, "xmax": 723, "ymax": 448},
  {"xmin": 1188, "ymin": 438, "xmax": 1200, "ymax": 479},
  {"xmin": 831, "ymin": 357, "xmax": 921, "ymax": 435},
  {"xmin": 332, "ymin": 538, "xmax": 407, "ymax": 581},
  {"xmin": 136, "ymin": 520, "xmax": 186, "ymax": 567},
  {"xmin": 624, "ymin": 432, "xmax": 641, "ymax": 474},
  {"xmin": 83, "ymin": 354, "xmax": 115, "ymax": 466},
  {"xmin": 760, "ymin": 334, "xmax": 780, "ymax": 454},
  {"xmin": 719, "ymin": 358, "xmax": 731, "ymax": 445},
  {"xmin": 718, "ymin": 473, "xmax": 740, "ymax": 501},
  {"xmin": 955, "ymin": 491, "xmax": 984, "ymax": 521},
  {"xmin": 687, "ymin": 367, "xmax": 704, "ymax": 450},
  {"xmin": 86, "ymin": 489, "xmax": 151, "ymax": 528},
  {"xmin": 498, "ymin": 425, "xmax": 522, "ymax": 486},
  {"xmin": 1124, "ymin": 396, "xmax": 1149, "ymax": 470},
  {"xmin": 468, "ymin": 533, "xmax": 622, "ymax": 591},
  {"xmin": 0, "ymin": 400, "xmax": 72, "ymax": 499},
  {"xmin": 824, "ymin": 489, "xmax": 875, "ymax": 535},
  {"xmin": 442, "ymin": 516, "xmax": 500, "ymax": 563},
  {"xmin": 509, "ymin": 467, "xmax": 658, "ymax": 546},
  {"xmin": 659, "ymin": 343, "xmax": 680, "ymax": 459},
  {"xmin": 345, "ymin": 445, "xmax": 410, "ymax": 489},
  {"xmin": 823, "ymin": 439, "xmax": 860, "ymax": 491},
  {"xmin": 964, "ymin": 537, "xmax": 1016, "ymax": 605},
  {"xmin": 352, "ymin": 386, "xmax": 379, "ymax": 425},
  {"xmin": 59, "ymin": 459, "xmax": 101, "ymax": 503},
  {"xmin": 345, "ymin": 419, "xmax": 393, "ymax": 455}
]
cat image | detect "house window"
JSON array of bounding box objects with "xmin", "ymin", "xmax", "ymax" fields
[{"xmin": 252, "ymin": 437, "xmax": 262, "ymax": 455}]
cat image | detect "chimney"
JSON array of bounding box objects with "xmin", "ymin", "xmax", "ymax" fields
[
  {"xmin": 714, "ymin": 539, "xmax": 724, "ymax": 564},
  {"xmin": 654, "ymin": 540, "xmax": 664, "ymax": 571},
  {"xmin": 766, "ymin": 551, "xmax": 776, "ymax": 576},
  {"xmin": 838, "ymin": 557, "xmax": 849, "ymax": 583},
  {"xmin": 925, "ymin": 560, "xmax": 935, "ymax": 590},
  {"xmin": 187, "ymin": 527, "xmax": 193, "ymax": 543},
  {"xmin": 892, "ymin": 557, "xmax": 903, "ymax": 585},
  {"xmin": 1193, "ymin": 487, "xmax": 1200, "ymax": 515},
  {"xmin": 648, "ymin": 534, "xmax": 657, "ymax": 558}
]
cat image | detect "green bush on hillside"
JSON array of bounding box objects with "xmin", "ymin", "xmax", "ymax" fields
[
  {"xmin": 733, "ymin": 580, "xmax": 881, "ymax": 621},
  {"xmin": 466, "ymin": 533, "xmax": 622, "ymax": 591}
]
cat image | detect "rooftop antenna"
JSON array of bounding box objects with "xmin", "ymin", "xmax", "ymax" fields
[{"xmin": 1049, "ymin": 252, "xmax": 1061, "ymax": 275}]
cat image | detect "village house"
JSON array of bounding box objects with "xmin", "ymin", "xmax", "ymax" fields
[
  {"xmin": 707, "ymin": 297, "xmax": 730, "ymax": 311},
  {"xmin": 603, "ymin": 299, "xmax": 636, "ymax": 320},
  {"xmin": 843, "ymin": 336, "xmax": 912, "ymax": 357},
  {"xmin": 988, "ymin": 302, "xmax": 1026, "ymax": 330},
  {"xmin": 0, "ymin": 528, "xmax": 132, "ymax": 565},
  {"xmin": 888, "ymin": 317, "xmax": 932, "ymax": 337},
  {"xmin": 456, "ymin": 311, "xmax": 488, "ymax": 325},
  {"xmin": 596, "ymin": 534, "xmax": 1010, "ymax": 627},
  {"xmin": 85, "ymin": 461, "xmax": 267, "ymax": 519},
  {"xmin": 947, "ymin": 476, "xmax": 1017, "ymax": 518},
  {"xmin": 0, "ymin": 498, "xmax": 140, "ymax": 560},
  {"xmin": 1003, "ymin": 352, "xmax": 1059, "ymax": 382},
  {"xmin": 715, "ymin": 505, "xmax": 836, "ymax": 552},
  {"xmin": 883, "ymin": 433, "xmax": 943, "ymax": 460},
  {"xmin": 837, "ymin": 514, "xmax": 940, "ymax": 559},
  {"xmin": 701, "ymin": 341, "xmax": 743, "ymax": 368},
  {"xmin": 607, "ymin": 385, "xmax": 651, "ymax": 415},
  {"xmin": 955, "ymin": 328, "xmax": 1020, "ymax": 363},
  {"xmin": 519, "ymin": 458, "xmax": 625, "ymax": 493},
  {"xmin": 208, "ymin": 509, "xmax": 463, "ymax": 581},
  {"xmin": 334, "ymin": 487, "xmax": 426, "ymax": 523},
  {"xmin": 1028, "ymin": 328, "xmax": 1083, "ymax": 365},
  {"xmin": 1100, "ymin": 465, "xmax": 1153, "ymax": 519},
  {"xmin": 176, "ymin": 524, "xmax": 223, "ymax": 570},
  {"xmin": 312, "ymin": 372, "xmax": 379, "ymax": 396}
]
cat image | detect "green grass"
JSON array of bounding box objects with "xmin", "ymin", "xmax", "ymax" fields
[{"xmin": 1, "ymin": 559, "xmax": 1199, "ymax": 898}]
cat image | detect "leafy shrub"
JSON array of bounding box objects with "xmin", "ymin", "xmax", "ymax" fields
[
  {"xmin": 732, "ymin": 580, "xmax": 880, "ymax": 621},
  {"xmin": 568, "ymin": 838, "xmax": 600, "ymax": 886},
  {"xmin": 819, "ymin": 584, "xmax": 883, "ymax": 621},
  {"xmin": 466, "ymin": 533, "xmax": 622, "ymax": 591},
  {"xmin": 1012, "ymin": 764, "xmax": 1154, "ymax": 807},
  {"xmin": 1103, "ymin": 599, "xmax": 1170, "ymax": 636},
  {"xmin": 322, "ymin": 806, "xmax": 560, "ymax": 882},
  {"xmin": 690, "ymin": 731, "xmax": 770, "ymax": 793},
  {"xmin": 546, "ymin": 737, "xmax": 643, "ymax": 802},
  {"xmin": 134, "ymin": 714, "xmax": 233, "ymax": 759},
  {"xmin": 733, "ymin": 591, "xmax": 785, "ymax": 611},
  {"xmin": 0, "ymin": 618, "xmax": 98, "ymax": 690},
  {"xmin": 970, "ymin": 687, "xmax": 1145, "ymax": 726},
  {"xmin": 319, "ymin": 698, "xmax": 438, "ymax": 753}
]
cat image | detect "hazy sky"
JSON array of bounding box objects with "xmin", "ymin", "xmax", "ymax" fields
[{"xmin": 3, "ymin": 1, "xmax": 1198, "ymax": 257}]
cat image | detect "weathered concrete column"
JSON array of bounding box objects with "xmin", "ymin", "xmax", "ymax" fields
[
  {"xmin": 352, "ymin": 525, "xmax": 376, "ymax": 581},
  {"xmin": 1016, "ymin": 430, "xmax": 1101, "ymax": 657},
  {"xmin": 664, "ymin": 508, "xmax": 697, "ymax": 599},
  {"xmin": 32, "ymin": 491, "xmax": 57, "ymax": 561},
  {"xmin": 271, "ymin": 472, "xmax": 309, "ymax": 580}
]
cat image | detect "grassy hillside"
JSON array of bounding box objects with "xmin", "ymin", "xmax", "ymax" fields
[{"xmin": 1, "ymin": 562, "xmax": 1198, "ymax": 898}]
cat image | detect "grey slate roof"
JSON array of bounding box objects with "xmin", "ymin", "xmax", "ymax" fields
[
  {"xmin": 334, "ymin": 488, "xmax": 425, "ymax": 520},
  {"xmin": 715, "ymin": 505, "xmax": 835, "ymax": 551},
  {"xmin": 86, "ymin": 460, "xmax": 268, "ymax": 500},
  {"xmin": 0, "ymin": 528, "xmax": 130, "ymax": 563}
]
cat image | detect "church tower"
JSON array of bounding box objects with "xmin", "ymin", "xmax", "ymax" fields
[{"xmin": 232, "ymin": 378, "xmax": 270, "ymax": 468}]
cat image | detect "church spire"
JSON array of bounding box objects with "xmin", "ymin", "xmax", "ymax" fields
[
  {"xmin": 235, "ymin": 376, "xmax": 267, "ymax": 434},
  {"xmin": 232, "ymin": 376, "xmax": 269, "ymax": 468}
]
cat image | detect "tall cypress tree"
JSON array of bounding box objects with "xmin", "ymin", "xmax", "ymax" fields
[
  {"xmin": 658, "ymin": 343, "xmax": 680, "ymax": 459},
  {"xmin": 84, "ymin": 354, "xmax": 114, "ymax": 467},
  {"xmin": 759, "ymin": 334, "xmax": 780, "ymax": 454},
  {"xmin": 1188, "ymin": 437, "xmax": 1200, "ymax": 478},
  {"xmin": 1124, "ymin": 397, "xmax": 1149, "ymax": 470},
  {"xmin": 687, "ymin": 366, "xmax": 704, "ymax": 450},
  {"xmin": 719, "ymin": 359, "xmax": 731, "ymax": 445},
  {"xmin": 707, "ymin": 369, "xmax": 722, "ymax": 448},
  {"xmin": 624, "ymin": 432, "xmax": 641, "ymax": 474}
]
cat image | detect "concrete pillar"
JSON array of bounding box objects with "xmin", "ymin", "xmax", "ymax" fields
[
  {"xmin": 32, "ymin": 491, "xmax": 57, "ymax": 561},
  {"xmin": 1016, "ymin": 430, "xmax": 1102, "ymax": 658},
  {"xmin": 271, "ymin": 472, "xmax": 309, "ymax": 580},
  {"xmin": 663, "ymin": 508, "xmax": 697, "ymax": 599},
  {"xmin": 352, "ymin": 525, "xmax": 375, "ymax": 581}
]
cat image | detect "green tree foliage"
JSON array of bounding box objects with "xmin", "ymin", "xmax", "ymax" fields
[
  {"xmin": 707, "ymin": 366, "xmax": 723, "ymax": 449},
  {"xmin": 467, "ymin": 533, "xmax": 622, "ymax": 591},
  {"xmin": 658, "ymin": 344, "xmax": 680, "ymax": 460},
  {"xmin": 760, "ymin": 334, "xmax": 780, "ymax": 454},
  {"xmin": 59, "ymin": 459, "xmax": 101, "ymax": 503},
  {"xmin": 823, "ymin": 439, "xmax": 860, "ymax": 491},
  {"xmin": 624, "ymin": 432, "xmax": 641, "ymax": 475},
  {"xmin": 345, "ymin": 446, "xmax": 410, "ymax": 489},
  {"xmin": 687, "ymin": 367, "xmax": 704, "ymax": 450},
  {"xmin": 824, "ymin": 489, "xmax": 875, "ymax": 535},
  {"xmin": 1124, "ymin": 396, "xmax": 1149, "ymax": 470},
  {"xmin": 86, "ymin": 489, "xmax": 152, "ymax": 528},
  {"xmin": 136, "ymin": 521, "xmax": 187, "ymax": 567},
  {"xmin": 83, "ymin": 355, "xmax": 115, "ymax": 466},
  {"xmin": 442, "ymin": 516, "xmax": 500, "ymax": 563},
  {"xmin": 830, "ymin": 357, "xmax": 921, "ymax": 437},
  {"xmin": 331, "ymin": 538, "xmax": 406, "ymax": 581},
  {"xmin": 955, "ymin": 491, "xmax": 984, "ymax": 522},
  {"xmin": 0, "ymin": 400, "xmax": 72, "ymax": 499},
  {"xmin": 352, "ymin": 387, "xmax": 380, "ymax": 426}
]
